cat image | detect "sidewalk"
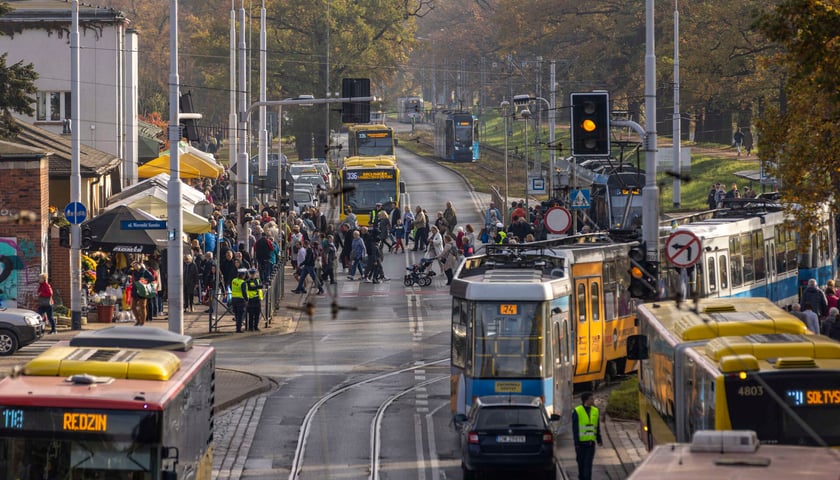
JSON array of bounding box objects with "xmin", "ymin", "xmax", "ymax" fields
[
  {"xmin": 46, "ymin": 261, "xmax": 306, "ymax": 411},
  {"xmin": 555, "ymin": 414, "xmax": 648, "ymax": 480}
]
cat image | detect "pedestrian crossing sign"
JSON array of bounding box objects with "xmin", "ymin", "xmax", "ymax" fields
[{"xmin": 570, "ymin": 189, "xmax": 590, "ymax": 209}]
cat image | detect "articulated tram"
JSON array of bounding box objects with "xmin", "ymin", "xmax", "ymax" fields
[
  {"xmin": 660, "ymin": 199, "xmax": 837, "ymax": 306},
  {"xmin": 449, "ymin": 237, "xmax": 640, "ymax": 425}
]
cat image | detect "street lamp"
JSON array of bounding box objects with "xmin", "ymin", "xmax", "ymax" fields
[
  {"xmin": 520, "ymin": 108, "xmax": 532, "ymax": 210},
  {"xmin": 514, "ymin": 94, "xmax": 555, "ymax": 197},
  {"xmin": 500, "ymin": 100, "xmax": 510, "ymax": 225}
]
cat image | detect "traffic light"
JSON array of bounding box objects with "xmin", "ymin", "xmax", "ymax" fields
[
  {"xmin": 342, "ymin": 78, "xmax": 371, "ymax": 124},
  {"xmin": 59, "ymin": 225, "xmax": 71, "ymax": 248},
  {"xmin": 179, "ymin": 91, "xmax": 200, "ymax": 142},
  {"xmin": 628, "ymin": 245, "xmax": 658, "ymax": 300},
  {"xmin": 80, "ymin": 224, "xmax": 92, "ymax": 250},
  {"xmin": 570, "ymin": 92, "xmax": 610, "ymax": 157}
]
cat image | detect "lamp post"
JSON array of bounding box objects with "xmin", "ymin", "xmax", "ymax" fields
[
  {"xmin": 520, "ymin": 108, "xmax": 532, "ymax": 210},
  {"xmin": 514, "ymin": 94, "xmax": 554, "ymax": 198},
  {"xmin": 500, "ymin": 100, "xmax": 510, "ymax": 225}
]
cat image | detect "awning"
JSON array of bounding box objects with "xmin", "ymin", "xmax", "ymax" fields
[
  {"xmin": 139, "ymin": 142, "xmax": 223, "ymax": 179},
  {"xmin": 108, "ymin": 173, "xmax": 205, "ymax": 207},
  {"xmin": 112, "ymin": 195, "xmax": 211, "ymax": 234}
]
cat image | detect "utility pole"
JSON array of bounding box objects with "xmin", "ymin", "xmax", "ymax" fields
[
  {"xmin": 672, "ymin": 0, "xmax": 682, "ymax": 208},
  {"xmin": 643, "ymin": 0, "xmax": 660, "ymax": 266},
  {"xmin": 70, "ymin": 0, "xmax": 82, "ymax": 330},
  {"xmin": 167, "ymin": 0, "xmax": 184, "ymax": 333}
]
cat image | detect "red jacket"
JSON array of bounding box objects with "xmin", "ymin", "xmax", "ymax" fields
[{"xmin": 37, "ymin": 281, "xmax": 53, "ymax": 299}]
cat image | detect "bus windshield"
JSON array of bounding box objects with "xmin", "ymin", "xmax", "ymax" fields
[
  {"xmin": 724, "ymin": 372, "xmax": 840, "ymax": 446},
  {"xmin": 356, "ymin": 132, "xmax": 394, "ymax": 157},
  {"xmin": 1, "ymin": 437, "xmax": 157, "ymax": 480},
  {"xmin": 473, "ymin": 302, "xmax": 545, "ymax": 378},
  {"xmin": 343, "ymin": 173, "xmax": 397, "ymax": 213}
]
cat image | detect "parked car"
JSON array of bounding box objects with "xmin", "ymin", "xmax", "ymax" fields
[
  {"xmin": 295, "ymin": 174, "xmax": 328, "ymax": 203},
  {"xmin": 0, "ymin": 308, "xmax": 46, "ymax": 356},
  {"xmin": 454, "ymin": 395, "xmax": 559, "ymax": 480},
  {"xmin": 292, "ymin": 189, "xmax": 316, "ymax": 214}
]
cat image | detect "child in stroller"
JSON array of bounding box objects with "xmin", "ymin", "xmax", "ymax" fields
[{"xmin": 404, "ymin": 257, "xmax": 437, "ymax": 287}]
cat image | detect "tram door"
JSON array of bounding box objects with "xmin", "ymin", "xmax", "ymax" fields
[
  {"xmin": 703, "ymin": 251, "xmax": 730, "ymax": 298},
  {"xmin": 573, "ymin": 263, "xmax": 605, "ymax": 378}
]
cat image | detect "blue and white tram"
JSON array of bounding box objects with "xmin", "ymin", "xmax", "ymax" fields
[
  {"xmin": 434, "ymin": 111, "xmax": 478, "ymax": 162},
  {"xmin": 661, "ymin": 201, "xmax": 836, "ymax": 306},
  {"xmin": 449, "ymin": 238, "xmax": 638, "ymax": 425}
]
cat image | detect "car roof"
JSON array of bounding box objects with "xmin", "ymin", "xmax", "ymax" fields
[{"xmin": 474, "ymin": 395, "xmax": 544, "ymax": 408}]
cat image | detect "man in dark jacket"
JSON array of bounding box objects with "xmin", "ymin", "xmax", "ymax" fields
[
  {"xmin": 801, "ymin": 278, "xmax": 828, "ymax": 318},
  {"xmin": 253, "ymin": 231, "xmax": 274, "ymax": 282}
]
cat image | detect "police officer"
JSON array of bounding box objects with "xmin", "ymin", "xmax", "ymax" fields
[
  {"xmin": 244, "ymin": 268, "xmax": 263, "ymax": 332},
  {"xmin": 230, "ymin": 268, "xmax": 248, "ymax": 333},
  {"xmin": 572, "ymin": 392, "xmax": 602, "ymax": 480}
]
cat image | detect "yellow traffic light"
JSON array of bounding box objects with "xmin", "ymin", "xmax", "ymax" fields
[{"xmin": 582, "ymin": 119, "xmax": 597, "ymax": 132}]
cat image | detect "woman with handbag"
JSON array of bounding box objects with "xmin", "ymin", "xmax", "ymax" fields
[
  {"xmin": 130, "ymin": 261, "xmax": 155, "ymax": 326},
  {"xmin": 37, "ymin": 273, "xmax": 55, "ymax": 334}
]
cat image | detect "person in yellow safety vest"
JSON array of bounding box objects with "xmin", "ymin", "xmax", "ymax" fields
[
  {"xmin": 572, "ymin": 392, "xmax": 602, "ymax": 480},
  {"xmin": 244, "ymin": 268, "xmax": 263, "ymax": 332},
  {"xmin": 230, "ymin": 268, "xmax": 248, "ymax": 333}
]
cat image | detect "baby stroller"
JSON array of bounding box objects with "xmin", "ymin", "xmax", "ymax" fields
[{"xmin": 404, "ymin": 258, "xmax": 437, "ymax": 287}]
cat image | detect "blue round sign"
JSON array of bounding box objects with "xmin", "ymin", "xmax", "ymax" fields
[{"xmin": 64, "ymin": 202, "xmax": 87, "ymax": 225}]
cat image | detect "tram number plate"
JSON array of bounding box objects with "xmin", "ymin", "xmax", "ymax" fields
[
  {"xmin": 495, "ymin": 382, "xmax": 522, "ymax": 393},
  {"xmin": 497, "ymin": 435, "xmax": 526, "ymax": 443}
]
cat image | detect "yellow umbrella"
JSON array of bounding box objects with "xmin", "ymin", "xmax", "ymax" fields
[{"xmin": 139, "ymin": 142, "xmax": 223, "ymax": 179}]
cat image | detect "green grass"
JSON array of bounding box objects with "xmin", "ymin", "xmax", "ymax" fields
[
  {"xmin": 605, "ymin": 376, "xmax": 640, "ymax": 420},
  {"xmin": 399, "ymin": 115, "xmax": 762, "ymax": 214}
]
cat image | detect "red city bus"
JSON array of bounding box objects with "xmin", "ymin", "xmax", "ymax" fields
[{"xmin": 0, "ymin": 327, "xmax": 215, "ymax": 480}]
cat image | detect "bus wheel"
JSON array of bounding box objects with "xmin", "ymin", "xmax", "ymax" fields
[{"xmin": 605, "ymin": 362, "xmax": 618, "ymax": 384}]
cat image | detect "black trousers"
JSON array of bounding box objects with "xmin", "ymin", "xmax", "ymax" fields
[
  {"xmin": 232, "ymin": 299, "xmax": 246, "ymax": 332},
  {"xmin": 575, "ymin": 442, "xmax": 596, "ymax": 480},
  {"xmin": 247, "ymin": 300, "xmax": 261, "ymax": 331}
]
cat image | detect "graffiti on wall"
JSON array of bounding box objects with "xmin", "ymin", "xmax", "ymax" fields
[{"xmin": 0, "ymin": 237, "xmax": 41, "ymax": 309}]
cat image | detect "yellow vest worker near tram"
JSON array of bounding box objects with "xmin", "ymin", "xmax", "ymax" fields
[
  {"xmin": 572, "ymin": 392, "xmax": 603, "ymax": 480},
  {"xmin": 231, "ymin": 269, "xmax": 248, "ymax": 333},
  {"xmin": 245, "ymin": 268, "xmax": 263, "ymax": 332}
]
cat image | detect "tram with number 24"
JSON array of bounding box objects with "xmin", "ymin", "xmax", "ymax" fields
[{"xmin": 449, "ymin": 237, "xmax": 640, "ymax": 425}]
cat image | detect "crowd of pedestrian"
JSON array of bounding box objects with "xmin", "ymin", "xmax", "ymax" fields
[{"xmin": 788, "ymin": 278, "xmax": 840, "ymax": 340}]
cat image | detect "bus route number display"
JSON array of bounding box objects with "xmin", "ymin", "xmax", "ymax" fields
[
  {"xmin": 361, "ymin": 132, "xmax": 390, "ymax": 139},
  {"xmin": 786, "ymin": 389, "xmax": 840, "ymax": 406},
  {"xmin": 345, "ymin": 170, "xmax": 395, "ymax": 181}
]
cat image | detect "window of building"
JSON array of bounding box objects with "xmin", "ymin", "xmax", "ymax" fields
[{"xmin": 36, "ymin": 91, "xmax": 71, "ymax": 121}]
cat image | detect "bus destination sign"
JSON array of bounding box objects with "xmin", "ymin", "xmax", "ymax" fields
[
  {"xmin": 0, "ymin": 406, "xmax": 160, "ymax": 442},
  {"xmin": 346, "ymin": 169, "xmax": 396, "ymax": 181}
]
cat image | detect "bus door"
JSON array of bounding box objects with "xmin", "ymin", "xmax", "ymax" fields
[{"xmin": 573, "ymin": 268, "xmax": 605, "ymax": 376}]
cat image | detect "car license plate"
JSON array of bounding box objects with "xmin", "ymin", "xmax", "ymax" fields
[{"xmin": 496, "ymin": 435, "xmax": 526, "ymax": 443}]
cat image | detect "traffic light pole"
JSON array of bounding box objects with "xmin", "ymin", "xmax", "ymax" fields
[{"xmin": 69, "ymin": 1, "xmax": 83, "ymax": 330}]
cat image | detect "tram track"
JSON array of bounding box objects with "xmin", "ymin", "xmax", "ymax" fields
[{"xmin": 287, "ymin": 357, "xmax": 450, "ymax": 480}]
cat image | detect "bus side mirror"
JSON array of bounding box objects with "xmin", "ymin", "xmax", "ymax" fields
[
  {"xmin": 626, "ymin": 334, "xmax": 649, "ymax": 360},
  {"xmin": 399, "ymin": 181, "xmax": 406, "ymax": 194},
  {"xmin": 394, "ymin": 138, "xmax": 399, "ymax": 146}
]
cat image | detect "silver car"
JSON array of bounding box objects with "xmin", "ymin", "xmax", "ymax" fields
[{"xmin": 0, "ymin": 307, "xmax": 45, "ymax": 355}]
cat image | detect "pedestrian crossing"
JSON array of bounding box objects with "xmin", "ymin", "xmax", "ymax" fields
[{"xmin": 11, "ymin": 339, "xmax": 60, "ymax": 361}]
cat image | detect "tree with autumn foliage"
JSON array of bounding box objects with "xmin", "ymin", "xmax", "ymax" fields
[{"xmin": 755, "ymin": 0, "xmax": 840, "ymax": 236}]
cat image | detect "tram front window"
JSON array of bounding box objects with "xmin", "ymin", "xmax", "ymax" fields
[
  {"xmin": 473, "ymin": 302, "xmax": 546, "ymax": 378},
  {"xmin": 0, "ymin": 437, "xmax": 156, "ymax": 480}
]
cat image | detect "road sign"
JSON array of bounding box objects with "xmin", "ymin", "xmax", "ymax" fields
[
  {"xmin": 569, "ymin": 189, "xmax": 590, "ymax": 209},
  {"xmin": 63, "ymin": 202, "xmax": 87, "ymax": 225},
  {"xmin": 665, "ymin": 230, "xmax": 702, "ymax": 268},
  {"xmin": 121, "ymin": 220, "xmax": 167, "ymax": 230},
  {"xmin": 544, "ymin": 207, "xmax": 571, "ymax": 234},
  {"xmin": 528, "ymin": 176, "xmax": 545, "ymax": 195}
]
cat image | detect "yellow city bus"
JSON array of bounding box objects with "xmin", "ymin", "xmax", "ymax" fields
[
  {"xmin": 626, "ymin": 298, "xmax": 840, "ymax": 449},
  {"xmin": 346, "ymin": 124, "xmax": 397, "ymax": 160},
  {"xmin": 339, "ymin": 156, "xmax": 403, "ymax": 227}
]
